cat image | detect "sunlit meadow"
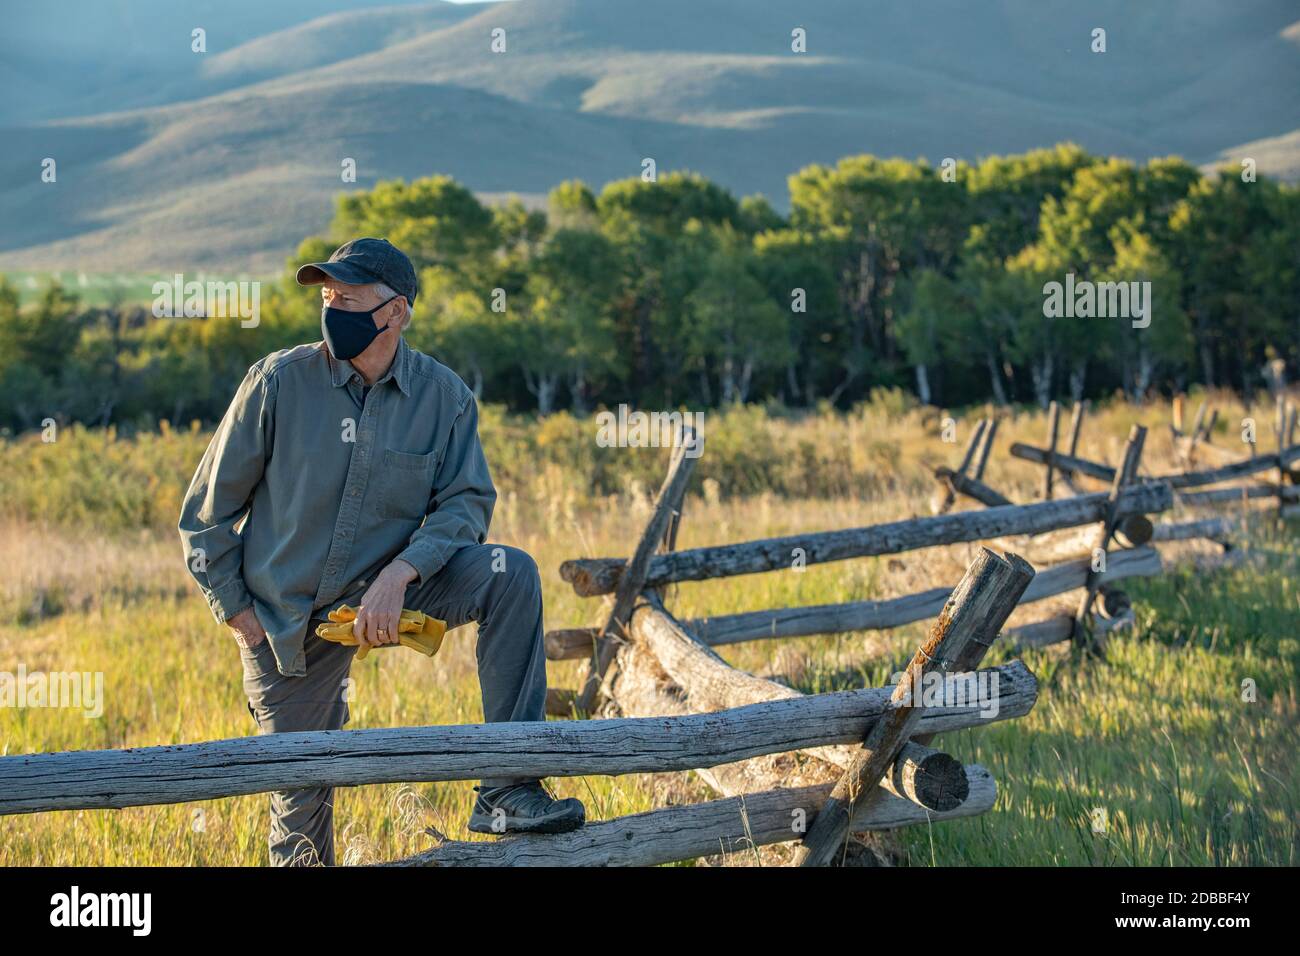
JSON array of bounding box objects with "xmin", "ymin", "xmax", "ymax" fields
[{"xmin": 1, "ymin": 391, "xmax": 1295, "ymax": 865}]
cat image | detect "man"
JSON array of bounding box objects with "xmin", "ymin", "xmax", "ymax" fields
[{"xmin": 179, "ymin": 237, "xmax": 584, "ymax": 866}]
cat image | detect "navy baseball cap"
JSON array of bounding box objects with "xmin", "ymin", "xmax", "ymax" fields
[{"xmin": 296, "ymin": 237, "xmax": 419, "ymax": 305}]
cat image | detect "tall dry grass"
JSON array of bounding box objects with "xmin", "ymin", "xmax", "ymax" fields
[{"xmin": 0, "ymin": 391, "xmax": 1295, "ymax": 865}]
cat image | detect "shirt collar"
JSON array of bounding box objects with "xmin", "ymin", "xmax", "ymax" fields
[{"xmin": 326, "ymin": 337, "xmax": 412, "ymax": 396}]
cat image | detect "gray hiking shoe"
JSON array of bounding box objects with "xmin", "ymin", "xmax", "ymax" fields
[{"xmin": 468, "ymin": 781, "xmax": 586, "ymax": 835}]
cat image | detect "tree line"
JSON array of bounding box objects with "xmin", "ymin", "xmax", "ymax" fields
[{"xmin": 1, "ymin": 143, "xmax": 1296, "ymax": 431}]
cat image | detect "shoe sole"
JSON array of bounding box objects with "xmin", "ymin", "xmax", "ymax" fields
[{"xmin": 466, "ymin": 808, "xmax": 586, "ymax": 835}]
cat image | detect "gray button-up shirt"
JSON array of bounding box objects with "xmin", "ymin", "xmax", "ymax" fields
[{"xmin": 178, "ymin": 338, "xmax": 496, "ymax": 676}]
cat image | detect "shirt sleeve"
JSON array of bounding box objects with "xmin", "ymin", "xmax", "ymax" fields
[
  {"xmin": 396, "ymin": 395, "xmax": 497, "ymax": 584},
  {"xmin": 178, "ymin": 365, "xmax": 276, "ymax": 624}
]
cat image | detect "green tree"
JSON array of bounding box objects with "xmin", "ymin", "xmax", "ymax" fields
[
  {"xmin": 547, "ymin": 180, "xmax": 598, "ymax": 230},
  {"xmin": 412, "ymin": 267, "xmax": 510, "ymax": 398},
  {"xmin": 0, "ymin": 280, "xmax": 81, "ymax": 429},
  {"xmin": 683, "ymin": 225, "xmax": 793, "ymax": 405},
  {"xmin": 895, "ymin": 269, "xmax": 955, "ymax": 405},
  {"xmin": 1169, "ymin": 172, "xmax": 1289, "ymax": 390},
  {"xmin": 1104, "ymin": 224, "xmax": 1191, "ymax": 402},
  {"xmin": 753, "ymin": 228, "xmax": 842, "ymax": 405},
  {"xmin": 332, "ymin": 175, "xmax": 498, "ymax": 273},
  {"xmin": 520, "ymin": 228, "xmax": 622, "ymax": 413}
]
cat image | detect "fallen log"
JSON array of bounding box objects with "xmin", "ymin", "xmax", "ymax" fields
[
  {"xmin": 547, "ymin": 545, "xmax": 1160, "ymax": 657},
  {"xmin": 889, "ymin": 747, "xmax": 968, "ymax": 812},
  {"xmin": 561, "ymin": 482, "xmax": 1173, "ymax": 597},
  {"xmin": 623, "ymin": 594, "xmax": 1016, "ymax": 810},
  {"xmin": 603, "ymin": 633, "xmax": 826, "ymax": 798},
  {"xmin": 391, "ymin": 766, "xmax": 997, "ymax": 867},
  {"xmin": 627, "ymin": 597, "xmax": 962, "ymax": 807},
  {"xmin": 0, "ymin": 671, "xmax": 1031, "ymax": 817}
]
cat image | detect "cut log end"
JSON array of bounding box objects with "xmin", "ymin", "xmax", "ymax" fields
[
  {"xmin": 558, "ymin": 560, "xmax": 606, "ymax": 597},
  {"xmin": 893, "ymin": 746, "xmax": 969, "ymax": 812},
  {"xmin": 1113, "ymin": 513, "xmax": 1154, "ymax": 548}
]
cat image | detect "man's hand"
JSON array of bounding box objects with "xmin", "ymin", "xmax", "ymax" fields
[
  {"xmin": 352, "ymin": 559, "xmax": 419, "ymax": 650},
  {"xmin": 227, "ymin": 606, "xmax": 267, "ymax": 649}
]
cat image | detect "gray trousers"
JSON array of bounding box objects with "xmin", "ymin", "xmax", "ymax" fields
[{"xmin": 239, "ymin": 543, "xmax": 548, "ymax": 866}]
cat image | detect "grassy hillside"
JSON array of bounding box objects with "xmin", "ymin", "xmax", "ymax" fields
[
  {"xmin": 0, "ymin": 0, "xmax": 432, "ymax": 124},
  {"xmin": 1, "ymin": 397, "xmax": 1295, "ymax": 865},
  {"xmin": 2, "ymin": 0, "xmax": 1296, "ymax": 271}
]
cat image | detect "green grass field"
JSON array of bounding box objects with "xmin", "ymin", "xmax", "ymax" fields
[{"xmin": 1, "ymin": 397, "xmax": 1296, "ymax": 865}]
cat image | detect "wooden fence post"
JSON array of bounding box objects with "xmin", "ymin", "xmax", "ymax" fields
[
  {"xmin": 934, "ymin": 418, "xmax": 987, "ymax": 515},
  {"xmin": 1072, "ymin": 425, "xmax": 1147, "ymax": 646},
  {"xmin": 1286, "ymin": 406, "xmax": 1299, "ymax": 492},
  {"xmin": 973, "ymin": 418, "xmax": 999, "ymax": 482},
  {"xmin": 1184, "ymin": 404, "xmax": 1216, "ymax": 468},
  {"xmin": 1060, "ymin": 401, "xmax": 1086, "ymax": 492},
  {"xmin": 574, "ymin": 423, "xmax": 701, "ymax": 714},
  {"xmin": 1189, "ymin": 399, "xmax": 1208, "ymax": 448},
  {"xmin": 793, "ymin": 548, "xmax": 1035, "ymax": 867},
  {"xmin": 1043, "ymin": 401, "xmax": 1061, "ymax": 500}
]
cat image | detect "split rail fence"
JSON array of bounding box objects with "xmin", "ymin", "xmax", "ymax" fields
[{"xmin": 0, "ymin": 399, "xmax": 1294, "ymax": 866}]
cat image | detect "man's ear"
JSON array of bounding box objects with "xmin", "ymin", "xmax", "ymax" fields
[{"xmin": 384, "ymin": 296, "xmax": 407, "ymax": 329}]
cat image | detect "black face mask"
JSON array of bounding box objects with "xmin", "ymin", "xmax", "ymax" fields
[{"xmin": 321, "ymin": 295, "xmax": 399, "ymax": 360}]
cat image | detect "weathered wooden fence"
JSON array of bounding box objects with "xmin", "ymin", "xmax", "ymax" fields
[
  {"xmin": 0, "ymin": 550, "xmax": 1036, "ymax": 866},
  {"xmin": 2, "ymin": 402, "xmax": 1291, "ymax": 867},
  {"xmin": 534, "ymin": 405, "xmax": 1295, "ymax": 865},
  {"xmin": 534, "ymin": 420, "xmax": 1171, "ymax": 864},
  {"xmin": 933, "ymin": 399, "xmax": 1298, "ymax": 646}
]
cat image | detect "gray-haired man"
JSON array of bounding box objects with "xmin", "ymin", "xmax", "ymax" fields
[{"xmin": 179, "ymin": 237, "xmax": 584, "ymax": 866}]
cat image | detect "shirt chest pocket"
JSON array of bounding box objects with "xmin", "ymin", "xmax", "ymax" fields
[{"xmin": 376, "ymin": 448, "xmax": 439, "ymax": 521}]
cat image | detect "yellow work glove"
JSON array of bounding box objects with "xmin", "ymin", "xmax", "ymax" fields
[{"xmin": 315, "ymin": 604, "xmax": 448, "ymax": 661}]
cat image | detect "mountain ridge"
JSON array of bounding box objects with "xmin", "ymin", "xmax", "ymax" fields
[{"xmin": 2, "ymin": 0, "xmax": 1296, "ymax": 272}]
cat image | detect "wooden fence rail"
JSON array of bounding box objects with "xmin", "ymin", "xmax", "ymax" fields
[
  {"xmin": 15, "ymin": 407, "xmax": 1289, "ymax": 867},
  {"xmin": 560, "ymin": 483, "xmax": 1173, "ymax": 597},
  {"xmin": 545, "ymin": 545, "xmax": 1161, "ymax": 658},
  {"xmin": 395, "ymin": 768, "xmax": 998, "ymax": 867},
  {"xmin": 0, "ymin": 661, "xmax": 1033, "ymax": 816},
  {"xmin": 1010, "ymin": 441, "xmax": 1300, "ymax": 489}
]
